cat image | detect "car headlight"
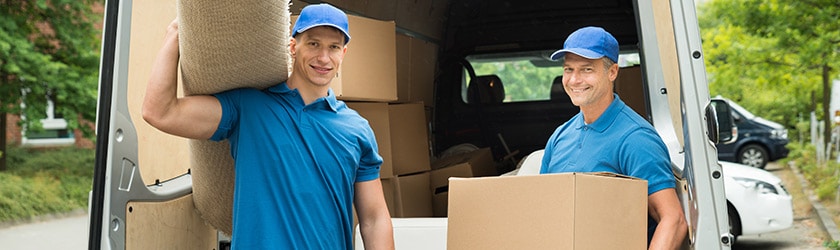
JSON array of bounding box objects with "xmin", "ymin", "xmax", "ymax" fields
[
  {"xmin": 733, "ymin": 177, "xmax": 779, "ymax": 195},
  {"xmin": 770, "ymin": 129, "xmax": 788, "ymax": 139}
]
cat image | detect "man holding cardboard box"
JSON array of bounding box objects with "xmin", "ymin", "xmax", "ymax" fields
[
  {"xmin": 541, "ymin": 26, "xmax": 687, "ymax": 249},
  {"xmin": 142, "ymin": 3, "xmax": 394, "ymax": 249}
]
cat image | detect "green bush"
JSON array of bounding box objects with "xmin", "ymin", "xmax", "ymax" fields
[
  {"xmin": 0, "ymin": 145, "xmax": 94, "ymax": 223},
  {"xmin": 786, "ymin": 142, "xmax": 840, "ymax": 202}
]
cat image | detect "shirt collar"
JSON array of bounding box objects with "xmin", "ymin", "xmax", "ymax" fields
[
  {"xmin": 579, "ymin": 93, "xmax": 624, "ymax": 133},
  {"xmin": 268, "ymin": 82, "xmax": 339, "ymax": 113}
]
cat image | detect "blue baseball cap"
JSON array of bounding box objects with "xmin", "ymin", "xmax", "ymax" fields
[
  {"xmin": 292, "ymin": 4, "xmax": 351, "ymax": 44},
  {"xmin": 550, "ymin": 26, "xmax": 619, "ymax": 63}
]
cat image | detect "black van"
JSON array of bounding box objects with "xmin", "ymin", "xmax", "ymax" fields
[{"xmin": 713, "ymin": 97, "xmax": 789, "ymax": 169}]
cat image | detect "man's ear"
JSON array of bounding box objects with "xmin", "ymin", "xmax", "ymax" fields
[
  {"xmin": 289, "ymin": 37, "xmax": 297, "ymax": 56},
  {"xmin": 608, "ymin": 63, "xmax": 619, "ymax": 82}
]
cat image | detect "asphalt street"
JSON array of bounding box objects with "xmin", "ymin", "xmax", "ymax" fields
[{"xmin": 0, "ymin": 211, "xmax": 88, "ymax": 250}]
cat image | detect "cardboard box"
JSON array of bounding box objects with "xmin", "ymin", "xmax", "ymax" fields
[
  {"xmin": 380, "ymin": 178, "xmax": 396, "ymax": 216},
  {"xmin": 395, "ymin": 0, "xmax": 448, "ymax": 41},
  {"xmin": 447, "ymin": 173, "xmax": 647, "ymax": 250},
  {"xmin": 614, "ymin": 65, "xmax": 646, "ymax": 118},
  {"xmin": 389, "ymin": 103, "xmax": 432, "ymax": 175},
  {"xmin": 346, "ymin": 102, "xmax": 393, "ymax": 178},
  {"xmin": 291, "ymin": 15, "xmax": 397, "ymax": 102},
  {"xmin": 390, "ymin": 172, "xmax": 433, "ymax": 217},
  {"xmin": 431, "ymin": 147, "xmax": 496, "ymax": 174},
  {"xmin": 432, "ymin": 190, "xmax": 448, "ymax": 217},
  {"xmin": 396, "ymin": 33, "xmax": 438, "ymax": 106},
  {"xmin": 429, "ymin": 159, "xmax": 496, "ymax": 193}
]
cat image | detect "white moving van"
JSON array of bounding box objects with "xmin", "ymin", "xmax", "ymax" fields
[{"xmin": 88, "ymin": 0, "xmax": 741, "ymax": 249}]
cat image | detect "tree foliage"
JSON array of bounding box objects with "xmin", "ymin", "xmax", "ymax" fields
[
  {"xmin": 698, "ymin": 0, "xmax": 840, "ymax": 142},
  {"xmin": 0, "ymin": 0, "xmax": 102, "ymax": 138}
]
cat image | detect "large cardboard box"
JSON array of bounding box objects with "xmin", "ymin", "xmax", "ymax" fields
[
  {"xmin": 395, "ymin": 0, "xmax": 448, "ymax": 41},
  {"xmin": 388, "ymin": 172, "xmax": 433, "ymax": 218},
  {"xmin": 291, "ymin": 15, "xmax": 397, "ymax": 102},
  {"xmin": 347, "ymin": 102, "xmax": 394, "ymax": 178},
  {"xmin": 396, "ymin": 33, "xmax": 437, "ymax": 106},
  {"xmin": 614, "ymin": 65, "xmax": 645, "ymax": 118},
  {"xmin": 389, "ymin": 103, "xmax": 432, "ymax": 176},
  {"xmin": 380, "ymin": 178, "xmax": 396, "ymax": 217},
  {"xmin": 447, "ymin": 173, "xmax": 648, "ymax": 250}
]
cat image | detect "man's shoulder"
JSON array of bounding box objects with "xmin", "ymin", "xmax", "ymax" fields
[{"xmin": 614, "ymin": 104, "xmax": 654, "ymax": 129}]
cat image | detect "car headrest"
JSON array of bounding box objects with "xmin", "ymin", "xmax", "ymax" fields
[
  {"xmin": 550, "ymin": 76, "xmax": 570, "ymax": 102},
  {"xmin": 467, "ymin": 75, "xmax": 505, "ymax": 104}
]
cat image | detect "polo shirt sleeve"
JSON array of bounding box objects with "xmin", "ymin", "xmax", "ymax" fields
[
  {"xmin": 540, "ymin": 127, "xmax": 562, "ymax": 174},
  {"xmin": 356, "ymin": 125, "xmax": 383, "ymax": 183},
  {"xmin": 210, "ymin": 90, "xmax": 240, "ymax": 142},
  {"xmin": 620, "ymin": 129, "xmax": 676, "ymax": 195}
]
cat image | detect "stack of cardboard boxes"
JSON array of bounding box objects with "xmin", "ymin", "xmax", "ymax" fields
[{"xmin": 292, "ymin": 12, "xmax": 497, "ymax": 218}]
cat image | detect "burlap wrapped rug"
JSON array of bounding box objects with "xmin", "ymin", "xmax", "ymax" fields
[{"xmin": 176, "ymin": 0, "xmax": 291, "ymax": 236}]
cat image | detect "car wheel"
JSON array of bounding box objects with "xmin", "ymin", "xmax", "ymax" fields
[
  {"xmin": 727, "ymin": 203, "xmax": 741, "ymax": 244},
  {"xmin": 737, "ymin": 144, "xmax": 768, "ymax": 169}
]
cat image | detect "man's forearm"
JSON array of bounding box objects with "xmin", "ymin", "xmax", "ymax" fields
[
  {"xmin": 360, "ymin": 214, "xmax": 394, "ymax": 250},
  {"xmin": 648, "ymin": 216, "xmax": 687, "ymax": 250}
]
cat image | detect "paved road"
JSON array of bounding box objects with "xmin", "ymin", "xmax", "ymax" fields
[
  {"xmin": 0, "ymin": 212, "xmax": 88, "ymax": 250},
  {"xmin": 732, "ymin": 162, "xmax": 830, "ymax": 250}
]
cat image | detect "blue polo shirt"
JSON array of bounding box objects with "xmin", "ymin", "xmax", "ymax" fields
[
  {"xmin": 540, "ymin": 94, "xmax": 674, "ymax": 194},
  {"xmin": 211, "ymin": 82, "xmax": 382, "ymax": 249},
  {"xmin": 540, "ymin": 94, "xmax": 675, "ymax": 244}
]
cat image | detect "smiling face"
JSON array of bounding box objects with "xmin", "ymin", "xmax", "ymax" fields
[
  {"xmin": 289, "ymin": 26, "xmax": 347, "ymax": 88},
  {"xmin": 562, "ymin": 53, "xmax": 618, "ymax": 116}
]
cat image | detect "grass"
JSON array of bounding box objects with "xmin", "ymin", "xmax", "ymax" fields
[
  {"xmin": 786, "ymin": 142, "xmax": 840, "ymax": 247},
  {"xmin": 0, "ymin": 145, "xmax": 94, "ymax": 223}
]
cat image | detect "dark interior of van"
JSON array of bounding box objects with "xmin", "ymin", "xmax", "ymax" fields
[{"xmin": 432, "ymin": 0, "xmax": 643, "ymax": 173}]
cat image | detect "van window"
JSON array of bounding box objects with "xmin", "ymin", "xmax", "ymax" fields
[
  {"xmin": 726, "ymin": 99, "xmax": 756, "ymax": 120},
  {"xmin": 462, "ymin": 51, "xmax": 642, "ymax": 104}
]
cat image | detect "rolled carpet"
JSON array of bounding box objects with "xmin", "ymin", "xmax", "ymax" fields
[{"xmin": 176, "ymin": 0, "xmax": 291, "ymax": 236}]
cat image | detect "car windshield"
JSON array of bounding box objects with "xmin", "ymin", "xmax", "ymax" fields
[
  {"xmin": 462, "ymin": 50, "xmax": 641, "ymax": 103},
  {"xmin": 726, "ymin": 99, "xmax": 756, "ymax": 120}
]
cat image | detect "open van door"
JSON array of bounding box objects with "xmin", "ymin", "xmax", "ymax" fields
[
  {"xmin": 89, "ymin": 1, "xmax": 222, "ymax": 249},
  {"xmin": 636, "ymin": 0, "xmax": 734, "ymax": 247}
]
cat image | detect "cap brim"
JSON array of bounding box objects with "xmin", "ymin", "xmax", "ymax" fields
[
  {"xmin": 294, "ymin": 23, "xmax": 352, "ymax": 44},
  {"xmin": 550, "ymin": 48, "xmax": 605, "ymax": 61}
]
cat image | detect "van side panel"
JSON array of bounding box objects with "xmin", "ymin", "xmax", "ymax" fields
[{"xmin": 126, "ymin": 195, "xmax": 216, "ymax": 249}]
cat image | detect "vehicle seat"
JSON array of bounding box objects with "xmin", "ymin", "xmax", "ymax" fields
[
  {"xmin": 467, "ymin": 75, "xmax": 505, "ymax": 104},
  {"xmin": 550, "ymin": 76, "xmax": 570, "ymax": 103},
  {"xmin": 515, "ymin": 149, "xmax": 545, "ymax": 176}
]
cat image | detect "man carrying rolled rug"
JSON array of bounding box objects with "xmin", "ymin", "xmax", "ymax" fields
[{"xmin": 143, "ymin": 3, "xmax": 394, "ymax": 249}]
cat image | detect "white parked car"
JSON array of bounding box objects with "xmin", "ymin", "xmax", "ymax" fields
[{"xmin": 720, "ymin": 161, "xmax": 793, "ymax": 240}]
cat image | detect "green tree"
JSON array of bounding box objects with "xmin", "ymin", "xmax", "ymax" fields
[
  {"xmin": 698, "ymin": 0, "xmax": 840, "ymax": 144},
  {"xmin": 0, "ymin": 0, "xmax": 103, "ymax": 170}
]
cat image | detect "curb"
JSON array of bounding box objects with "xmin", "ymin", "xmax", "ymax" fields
[
  {"xmin": 0, "ymin": 208, "xmax": 87, "ymax": 229},
  {"xmin": 788, "ymin": 161, "xmax": 840, "ymax": 242}
]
